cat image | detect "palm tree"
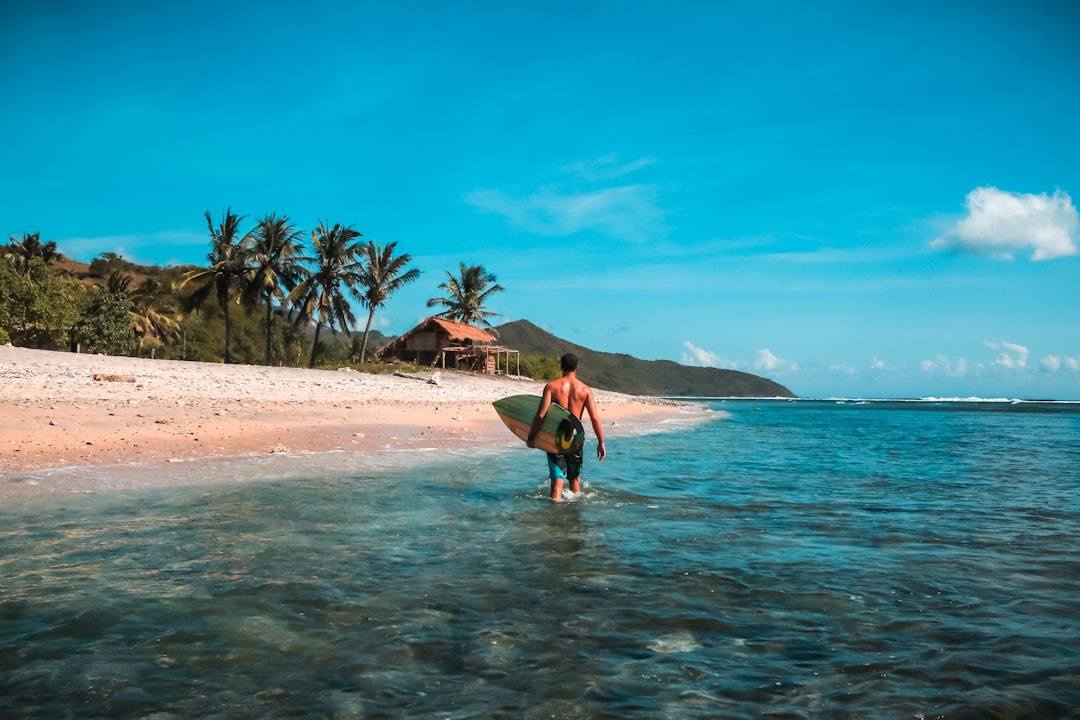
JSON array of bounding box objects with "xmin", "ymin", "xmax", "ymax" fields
[
  {"xmin": 356, "ymin": 240, "xmax": 420, "ymax": 363},
  {"xmin": 129, "ymin": 277, "xmax": 181, "ymax": 352},
  {"xmin": 426, "ymin": 263, "xmax": 504, "ymax": 331},
  {"xmin": 181, "ymin": 209, "xmax": 250, "ymax": 364},
  {"xmin": 290, "ymin": 221, "xmax": 364, "ymax": 368},
  {"xmin": 4, "ymin": 232, "xmax": 62, "ymax": 274},
  {"xmin": 105, "ymin": 271, "xmax": 181, "ymax": 353},
  {"xmin": 105, "ymin": 270, "xmax": 133, "ymax": 295},
  {"xmin": 244, "ymin": 214, "xmax": 305, "ymax": 365}
]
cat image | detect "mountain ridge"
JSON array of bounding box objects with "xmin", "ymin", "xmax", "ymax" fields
[{"xmin": 494, "ymin": 319, "xmax": 795, "ymax": 398}]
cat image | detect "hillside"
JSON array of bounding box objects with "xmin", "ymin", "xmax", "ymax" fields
[{"xmin": 494, "ymin": 320, "xmax": 795, "ymax": 398}]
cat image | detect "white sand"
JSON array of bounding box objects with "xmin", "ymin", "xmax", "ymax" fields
[{"xmin": 0, "ymin": 345, "xmax": 689, "ymax": 496}]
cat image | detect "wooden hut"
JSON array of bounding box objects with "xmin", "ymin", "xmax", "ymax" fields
[{"xmin": 376, "ymin": 316, "xmax": 520, "ymax": 374}]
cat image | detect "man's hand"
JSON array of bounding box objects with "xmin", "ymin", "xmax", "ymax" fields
[{"xmin": 596, "ymin": 441, "xmax": 606, "ymax": 461}]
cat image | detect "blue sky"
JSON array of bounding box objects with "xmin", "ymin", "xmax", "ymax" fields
[{"xmin": 3, "ymin": 1, "xmax": 1079, "ymax": 399}]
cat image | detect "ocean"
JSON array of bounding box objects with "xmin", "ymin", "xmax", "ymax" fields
[{"xmin": 2, "ymin": 399, "xmax": 1078, "ymax": 719}]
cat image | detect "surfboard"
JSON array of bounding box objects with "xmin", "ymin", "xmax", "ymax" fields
[{"xmin": 493, "ymin": 394, "xmax": 586, "ymax": 456}]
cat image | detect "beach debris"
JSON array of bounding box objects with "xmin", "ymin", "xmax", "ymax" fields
[
  {"xmin": 92, "ymin": 373, "xmax": 136, "ymax": 383},
  {"xmin": 270, "ymin": 445, "xmax": 289, "ymax": 453},
  {"xmin": 428, "ymin": 371, "xmax": 442, "ymax": 386}
]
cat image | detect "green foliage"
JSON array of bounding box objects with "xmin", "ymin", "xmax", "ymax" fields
[
  {"xmin": 0, "ymin": 257, "xmax": 81, "ymax": 348},
  {"xmin": 245, "ymin": 213, "xmax": 305, "ymax": 365},
  {"xmin": 88, "ymin": 252, "xmax": 135, "ymax": 278},
  {"xmin": 4, "ymin": 232, "xmax": 62, "ymax": 272},
  {"xmin": 292, "ymin": 221, "xmax": 365, "ymax": 368},
  {"xmin": 426, "ymin": 263, "xmax": 503, "ymax": 330},
  {"xmin": 71, "ymin": 291, "xmax": 136, "ymax": 355},
  {"xmin": 0, "ymin": 326, "xmax": 10, "ymax": 344},
  {"xmin": 503, "ymin": 353, "xmax": 560, "ymax": 380}
]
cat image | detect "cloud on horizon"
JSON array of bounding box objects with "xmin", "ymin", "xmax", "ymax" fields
[
  {"xmin": 680, "ymin": 341, "xmax": 738, "ymax": 369},
  {"xmin": 755, "ymin": 349, "xmax": 798, "ymax": 374},
  {"xmin": 1040, "ymin": 354, "xmax": 1080, "ymax": 372},
  {"xmin": 680, "ymin": 343, "xmax": 798, "ymax": 376},
  {"xmin": 985, "ymin": 340, "xmax": 1029, "ymax": 369},
  {"xmin": 932, "ymin": 187, "xmax": 1079, "ymax": 261},
  {"xmin": 920, "ymin": 354, "xmax": 973, "ymax": 377}
]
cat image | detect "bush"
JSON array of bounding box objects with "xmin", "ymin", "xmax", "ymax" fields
[
  {"xmin": 506, "ymin": 353, "xmax": 561, "ymax": 380},
  {"xmin": 71, "ymin": 291, "xmax": 136, "ymax": 355}
]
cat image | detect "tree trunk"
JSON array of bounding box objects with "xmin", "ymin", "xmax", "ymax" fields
[
  {"xmin": 264, "ymin": 296, "xmax": 273, "ymax": 366},
  {"xmin": 222, "ymin": 297, "xmax": 233, "ymax": 364},
  {"xmin": 309, "ymin": 322, "xmax": 323, "ymax": 369},
  {"xmin": 360, "ymin": 308, "xmax": 376, "ymax": 364}
]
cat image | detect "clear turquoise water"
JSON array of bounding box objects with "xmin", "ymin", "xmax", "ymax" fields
[{"xmin": 2, "ymin": 400, "xmax": 1079, "ymax": 719}]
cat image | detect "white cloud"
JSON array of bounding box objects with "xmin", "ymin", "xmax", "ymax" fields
[
  {"xmin": 920, "ymin": 355, "xmax": 974, "ymax": 377},
  {"xmin": 985, "ymin": 340, "xmax": 1029, "ymax": 369},
  {"xmin": 560, "ymin": 155, "xmax": 657, "ymax": 182},
  {"xmin": 466, "ymin": 184, "xmax": 663, "ymax": 242},
  {"xmin": 755, "ymin": 348, "xmax": 797, "ymax": 373},
  {"xmin": 465, "ymin": 156, "xmax": 664, "ymax": 242},
  {"xmin": 870, "ymin": 355, "xmax": 886, "ymax": 370},
  {"xmin": 679, "ymin": 344, "xmax": 798, "ymax": 376},
  {"xmin": 932, "ymin": 186, "xmax": 1079, "ymax": 261},
  {"xmin": 680, "ymin": 341, "xmax": 738, "ymax": 369},
  {"xmin": 1041, "ymin": 354, "xmax": 1080, "ymax": 372}
]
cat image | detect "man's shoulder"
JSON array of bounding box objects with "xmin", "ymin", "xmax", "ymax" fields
[{"xmin": 572, "ymin": 377, "xmax": 593, "ymax": 392}]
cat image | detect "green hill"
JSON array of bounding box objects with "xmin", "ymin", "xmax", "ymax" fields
[{"xmin": 494, "ymin": 320, "xmax": 795, "ymax": 398}]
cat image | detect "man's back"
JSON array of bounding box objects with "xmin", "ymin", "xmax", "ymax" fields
[{"xmin": 544, "ymin": 376, "xmax": 593, "ymax": 419}]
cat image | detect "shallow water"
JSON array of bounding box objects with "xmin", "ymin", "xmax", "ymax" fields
[{"xmin": 2, "ymin": 400, "xmax": 1079, "ymax": 718}]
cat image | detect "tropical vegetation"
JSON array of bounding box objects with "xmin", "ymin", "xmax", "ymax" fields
[
  {"xmin": 356, "ymin": 240, "xmax": 420, "ymax": 363},
  {"xmin": 290, "ymin": 222, "xmax": 366, "ymax": 368},
  {"xmin": 1, "ymin": 216, "xmax": 521, "ymax": 376},
  {"xmin": 426, "ymin": 263, "xmax": 504, "ymax": 331}
]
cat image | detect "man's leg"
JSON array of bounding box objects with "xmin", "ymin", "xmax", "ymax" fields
[
  {"xmin": 566, "ymin": 452, "xmax": 583, "ymax": 494},
  {"xmin": 547, "ymin": 454, "xmax": 567, "ymax": 500}
]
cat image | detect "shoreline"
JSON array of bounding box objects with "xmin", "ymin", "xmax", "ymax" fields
[{"xmin": 0, "ymin": 345, "xmax": 702, "ymax": 498}]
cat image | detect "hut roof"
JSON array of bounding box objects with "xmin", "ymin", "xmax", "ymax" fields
[
  {"xmin": 426, "ymin": 317, "xmax": 497, "ymax": 343},
  {"xmin": 378, "ymin": 316, "xmax": 497, "ymax": 357}
]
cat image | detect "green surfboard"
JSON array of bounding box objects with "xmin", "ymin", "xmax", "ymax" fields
[{"xmin": 493, "ymin": 394, "xmax": 586, "ymax": 456}]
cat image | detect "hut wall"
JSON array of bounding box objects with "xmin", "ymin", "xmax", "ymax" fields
[{"xmin": 405, "ymin": 331, "xmax": 443, "ymax": 352}]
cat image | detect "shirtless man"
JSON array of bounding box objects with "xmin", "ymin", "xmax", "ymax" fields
[{"xmin": 526, "ymin": 353, "xmax": 607, "ymax": 500}]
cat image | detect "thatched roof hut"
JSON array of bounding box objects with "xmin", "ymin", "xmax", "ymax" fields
[{"xmin": 376, "ymin": 316, "xmax": 519, "ymax": 374}]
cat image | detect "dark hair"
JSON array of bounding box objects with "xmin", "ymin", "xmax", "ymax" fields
[{"xmin": 560, "ymin": 353, "xmax": 579, "ymax": 373}]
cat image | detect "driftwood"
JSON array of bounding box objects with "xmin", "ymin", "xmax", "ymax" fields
[{"xmin": 92, "ymin": 373, "xmax": 136, "ymax": 383}]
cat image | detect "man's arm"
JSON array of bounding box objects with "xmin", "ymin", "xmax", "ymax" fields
[
  {"xmin": 584, "ymin": 390, "xmax": 606, "ymax": 461},
  {"xmin": 526, "ymin": 386, "xmax": 553, "ymax": 448}
]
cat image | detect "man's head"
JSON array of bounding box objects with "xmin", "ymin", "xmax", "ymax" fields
[{"xmin": 560, "ymin": 353, "xmax": 579, "ymax": 374}]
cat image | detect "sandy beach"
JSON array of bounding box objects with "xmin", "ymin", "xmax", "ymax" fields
[{"xmin": 0, "ymin": 345, "xmax": 688, "ymax": 497}]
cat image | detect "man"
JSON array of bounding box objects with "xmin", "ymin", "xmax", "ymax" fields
[{"xmin": 527, "ymin": 353, "xmax": 607, "ymax": 500}]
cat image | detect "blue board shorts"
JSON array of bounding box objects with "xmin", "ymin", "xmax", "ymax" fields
[{"xmin": 547, "ymin": 450, "xmax": 583, "ymax": 481}]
